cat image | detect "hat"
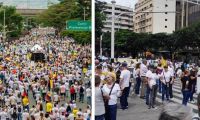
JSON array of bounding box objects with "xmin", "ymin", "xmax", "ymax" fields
[{"xmin": 121, "ymin": 62, "xmax": 127, "ymax": 67}]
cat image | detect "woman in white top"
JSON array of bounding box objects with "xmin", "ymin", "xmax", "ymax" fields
[
  {"xmin": 146, "ymin": 65, "xmax": 158, "ymax": 109},
  {"xmin": 134, "ymin": 63, "xmax": 141, "ymax": 95},
  {"xmin": 102, "ymin": 72, "xmax": 121, "ymax": 120}
]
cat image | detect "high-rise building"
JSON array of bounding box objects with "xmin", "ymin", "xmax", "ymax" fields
[
  {"xmin": 133, "ymin": 0, "xmax": 176, "ymax": 34},
  {"xmin": 102, "ymin": 3, "xmax": 133, "ymax": 32},
  {"xmin": 176, "ymin": 0, "xmax": 200, "ymax": 30}
]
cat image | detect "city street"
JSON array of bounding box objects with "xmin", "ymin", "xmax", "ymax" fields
[
  {"xmin": 117, "ymin": 78, "xmax": 199, "ymax": 120},
  {"xmin": 117, "ymin": 95, "xmax": 161, "ymax": 120}
]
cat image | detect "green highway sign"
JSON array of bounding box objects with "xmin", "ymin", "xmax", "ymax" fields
[{"xmin": 66, "ymin": 20, "xmax": 91, "ymax": 31}]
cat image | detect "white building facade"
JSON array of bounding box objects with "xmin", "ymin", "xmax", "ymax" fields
[
  {"xmin": 102, "ymin": 3, "xmax": 133, "ymax": 32},
  {"xmin": 133, "ymin": 0, "xmax": 176, "ymax": 34}
]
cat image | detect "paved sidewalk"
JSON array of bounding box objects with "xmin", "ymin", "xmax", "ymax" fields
[{"xmin": 117, "ymin": 95, "xmax": 162, "ymax": 120}]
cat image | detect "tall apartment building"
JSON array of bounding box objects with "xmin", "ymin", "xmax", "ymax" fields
[
  {"xmin": 102, "ymin": 3, "xmax": 133, "ymax": 32},
  {"xmin": 176, "ymin": 0, "xmax": 200, "ymax": 30},
  {"xmin": 133, "ymin": 0, "xmax": 176, "ymax": 34}
]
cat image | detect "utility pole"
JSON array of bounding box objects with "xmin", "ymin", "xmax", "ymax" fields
[
  {"xmin": 84, "ymin": 7, "xmax": 86, "ymax": 21},
  {"xmin": 111, "ymin": 0, "xmax": 116, "ymax": 61},
  {"xmin": 181, "ymin": 0, "xmax": 185, "ymax": 28},
  {"xmin": 186, "ymin": 0, "xmax": 188, "ymax": 27},
  {"xmin": 100, "ymin": 34, "xmax": 102, "ymax": 57},
  {"xmin": 3, "ymin": 9, "xmax": 5, "ymax": 41}
]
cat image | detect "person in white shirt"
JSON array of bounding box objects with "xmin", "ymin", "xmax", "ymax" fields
[
  {"xmin": 120, "ymin": 62, "xmax": 130, "ymax": 110},
  {"xmin": 103, "ymin": 72, "xmax": 121, "ymax": 120},
  {"xmin": 146, "ymin": 65, "xmax": 158, "ymax": 109},
  {"xmin": 86, "ymin": 87, "xmax": 91, "ymax": 106},
  {"xmin": 22, "ymin": 109, "xmax": 30, "ymax": 120},
  {"xmin": 134, "ymin": 63, "xmax": 141, "ymax": 95},
  {"xmin": 160, "ymin": 66, "xmax": 173, "ymax": 102},
  {"xmin": 95, "ymin": 75, "xmax": 107, "ymax": 120},
  {"xmin": 140, "ymin": 59, "xmax": 148, "ymax": 99}
]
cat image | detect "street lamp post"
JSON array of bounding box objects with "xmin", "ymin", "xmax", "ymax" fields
[
  {"xmin": 111, "ymin": 0, "xmax": 116, "ymax": 62},
  {"xmin": 84, "ymin": 7, "xmax": 86, "ymax": 21},
  {"xmin": 100, "ymin": 34, "xmax": 103, "ymax": 57},
  {"xmin": 3, "ymin": 9, "xmax": 5, "ymax": 41}
]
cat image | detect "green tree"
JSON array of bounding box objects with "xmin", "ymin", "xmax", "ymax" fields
[
  {"xmin": 0, "ymin": 6, "xmax": 23, "ymax": 38},
  {"xmin": 95, "ymin": 0, "xmax": 106, "ymax": 54},
  {"xmin": 37, "ymin": 0, "xmax": 91, "ymax": 32},
  {"xmin": 61, "ymin": 31, "xmax": 91, "ymax": 44}
]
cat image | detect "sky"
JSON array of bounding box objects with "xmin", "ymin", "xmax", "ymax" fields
[
  {"xmin": 0, "ymin": 0, "xmax": 60, "ymax": 9},
  {"xmin": 100, "ymin": 0, "xmax": 138, "ymax": 8}
]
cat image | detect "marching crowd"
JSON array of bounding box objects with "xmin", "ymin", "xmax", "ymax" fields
[
  {"xmin": 95, "ymin": 57, "xmax": 200, "ymax": 120},
  {"xmin": 0, "ymin": 29, "xmax": 92, "ymax": 120}
]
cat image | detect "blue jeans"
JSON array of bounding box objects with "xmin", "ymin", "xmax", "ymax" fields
[
  {"xmin": 162, "ymin": 83, "xmax": 169, "ymax": 101},
  {"xmin": 182, "ymin": 90, "xmax": 191, "ymax": 105},
  {"xmin": 120, "ymin": 87, "xmax": 129, "ymax": 109},
  {"xmin": 95, "ymin": 114, "xmax": 104, "ymax": 120},
  {"xmin": 87, "ymin": 96, "xmax": 91, "ymax": 106},
  {"xmin": 158, "ymin": 79, "xmax": 162, "ymax": 93},
  {"xmin": 135, "ymin": 77, "xmax": 141, "ymax": 95},
  {"xmin": 108, "ymin": 104, "xmax": 117, "ymax": 120}
]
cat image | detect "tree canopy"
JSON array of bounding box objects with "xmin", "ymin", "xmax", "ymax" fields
[
  {"xmin": 101, "ymin": 22, "xmax": 200, "ymax": 58},
  {"xmin": 0, "ymin": 5, "xmax": 23, "ymax": 38},
  {"xmin": 37, "ymin": 0, "xmax": 91, "ymax": 44}
]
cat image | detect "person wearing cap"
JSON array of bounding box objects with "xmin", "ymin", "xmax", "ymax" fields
[
  {"xmin": 140, "ymin": 59, "xmax": 148, "ymax": 99},
  {"xmin": 145, "ymin": 65, "xmax": 158, "ymax": 109},
  {"xmin": 119, "ymin": 62, "xmax": 130, "ymax": 110}
]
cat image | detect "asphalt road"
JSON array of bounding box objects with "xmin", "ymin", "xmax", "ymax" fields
[{"xmin": 117, "ymin": 95, "xmax": 162, "ymax": 120}]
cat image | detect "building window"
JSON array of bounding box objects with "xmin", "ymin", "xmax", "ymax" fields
[
  {"xmin": 150, "ymin": 4, "xmax": 153, "ymax": 7},
  {"xmin": 165, "ymin": 4, "xmax": 168, "ymax": 7},
  {"xmin": 165, "ymin": 12, "xmax": 168, "ymax": 14},
  {"xmin": 165, "ymin": 26, "xmax": 167, "ymax": 28},
  {"xmin": 165, "ymin": 19, "xmax": 167, "ymax": 21}
]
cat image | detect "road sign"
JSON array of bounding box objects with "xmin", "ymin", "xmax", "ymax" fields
[{"xmin": 66, "ymin": 20, "xmax": 91, "ymax": 31}]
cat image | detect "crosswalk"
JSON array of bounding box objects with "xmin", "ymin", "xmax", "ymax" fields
[{"xmin": 156, "ymin": 78, "xmax": 198, "ymax": 112}]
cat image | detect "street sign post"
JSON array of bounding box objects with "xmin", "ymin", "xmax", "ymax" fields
[{"xmin": 66, "ymin": 20, "xmax": 91, "ymax": 31}]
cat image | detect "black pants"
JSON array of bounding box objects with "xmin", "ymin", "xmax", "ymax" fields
[
  {"xmin": 120, "ymin": 87, "xmax": 129, "ymax": 109},
  {"xmin": 71, "ymin": 93, "xmax": 75, "ymax": 101},
  {"xmin": 79, "ymin": 93, "xmax": 84, "ymax": 103},
  {"xmin": 169, "ymin": 84, "xmax": 173, "ymax": 98}
]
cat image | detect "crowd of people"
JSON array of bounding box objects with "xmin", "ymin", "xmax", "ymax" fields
[
  {"xmin": 95, "ymin": 57, "xmax": 200, "ymax": 120},
  {"xmin": 0, "ymin": 29, "xmax": 92, "ymax": 120}
]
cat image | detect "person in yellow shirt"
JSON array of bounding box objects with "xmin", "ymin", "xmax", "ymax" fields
[
  {"xmin": 22, "ymin": 96, "xmax": 29, "ymax": 111},
  {"xmin": 46, "ymin": 101, "xmax": 53, "ymax": 113},
  {"xmin": 73, "ymin": 106, "xmax": 79, "ymax": 118}
]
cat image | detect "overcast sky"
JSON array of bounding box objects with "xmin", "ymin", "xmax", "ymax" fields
[
  {"xmin": 0, "ymin": 0, "xmax": 59, "ymax": 9},
  {"xmin": 100, "ymin": 0, "xmax": 138, "ymax": 8}
]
